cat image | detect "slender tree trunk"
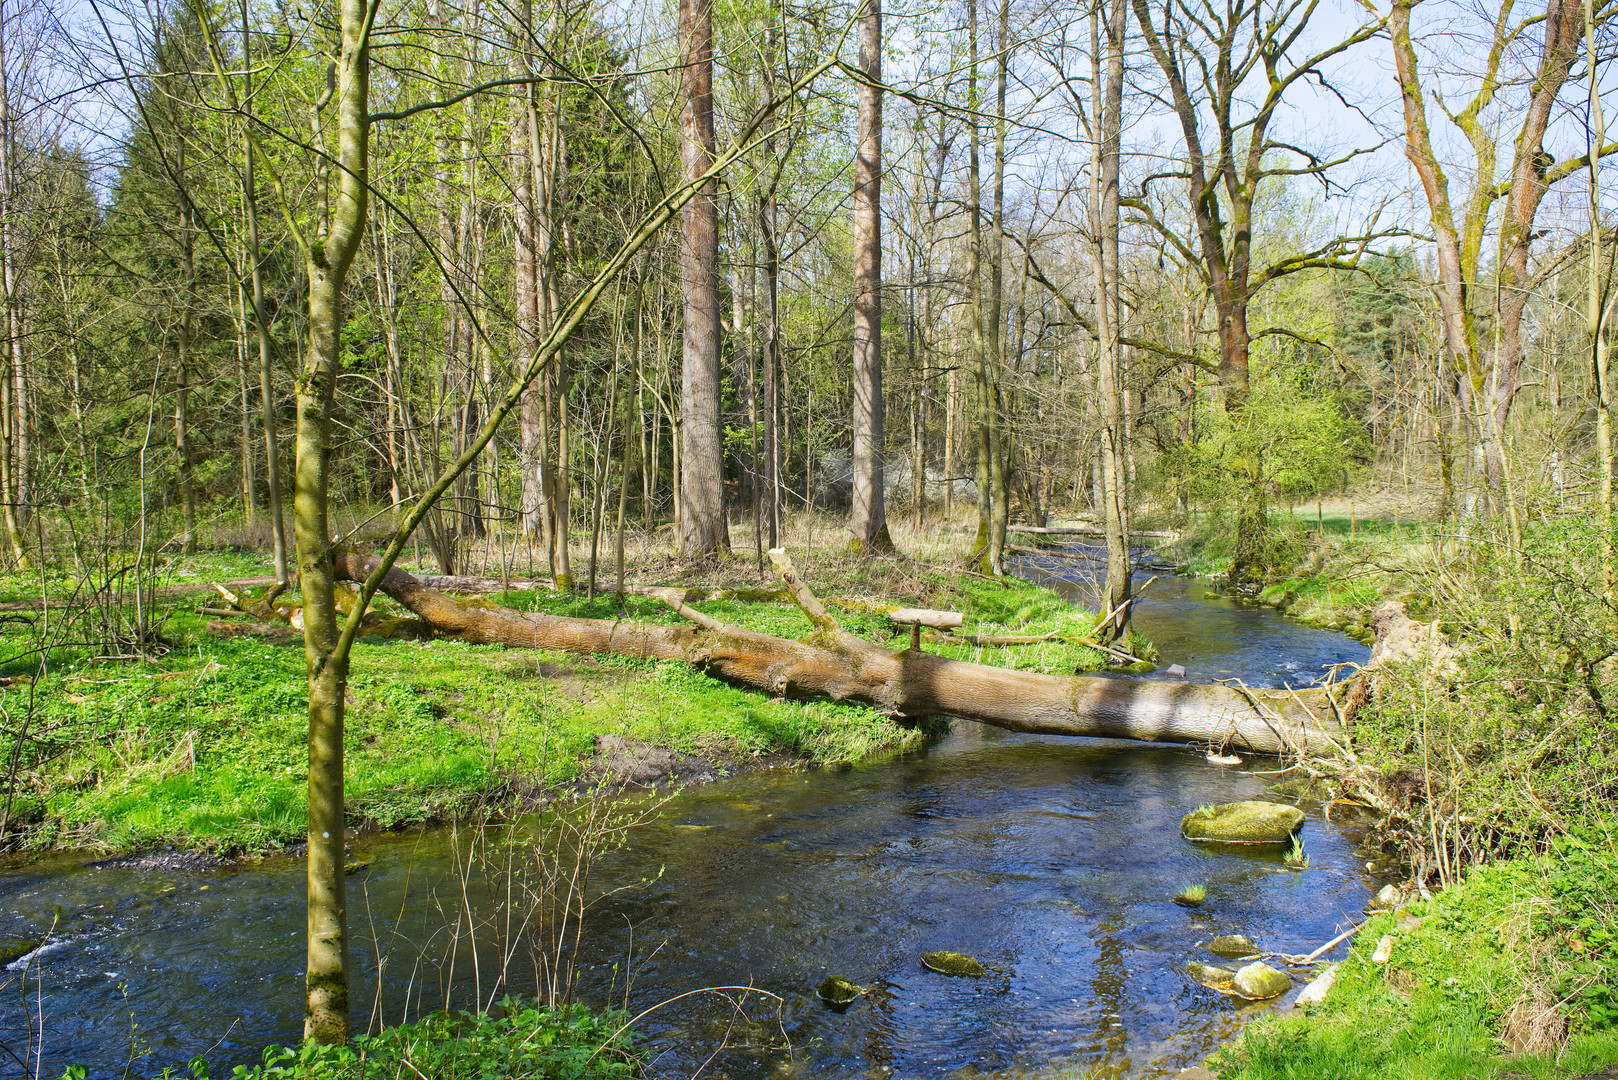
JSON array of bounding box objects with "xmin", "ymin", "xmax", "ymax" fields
[
  {"xmin": 759, "ymin": 155, "xmax": 781, "ymax": 549},
  {"xmin": 515, "ymin": 61, "xmax": 544, "ymax": 539},
  {"xmin": 982, "ymin": 0, "xmax": 1011, "ymax": 575},
  {"xmin": 0, "ymin": 27, "xmax": 27, "ymax": 567},
  {"xmin": 678, "ymin": 0, "xmax": 728, "ymax": 556},
  {"xmin": 966, "ymin": 0, "xmax": 991, "ymax": 563},
  {"xmin": 176, "ymin": 201, "xmax": 197, "ymax": 554},
  {"xmin": 242, "ymin": 28, "xmax": 288, "ymax": 582},
  {"xmin": 1588, "ymin": 0, "xmax": 1613, "ymax": 598},
  {"xmin": 1092, "ymin": 0, "xmax": 1131, "ymax": 637},
  {"xmin": 849, "ymin": 0, "xmax": 892, "ymax": 553},
  {"xmin": 236, "ymin": 286, "xmax": 257, "ymax": 522},
  {"xmin": 297, "ymin": 0, "xmax": 370, "ymax": 1040}
]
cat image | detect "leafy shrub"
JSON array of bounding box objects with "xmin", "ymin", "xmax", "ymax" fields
[
  {"xmin": 1547, "ymin": 830, "xmax": 1618, "ymax": 1031},
  {"xmin": 1353, "ymin": 517, "xmax": 1618, "ymax": 868},
  {"xmin": 145, "ymin": 999, "xmax": 641, "ymax": 1080}
]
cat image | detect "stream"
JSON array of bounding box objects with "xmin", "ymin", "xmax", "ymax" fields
[{"xmin": 0, "ymin": 551, "xmax": 1372, "ymax": 1079}]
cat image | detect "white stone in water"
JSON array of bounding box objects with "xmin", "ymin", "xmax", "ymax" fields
[{"xmin": 1294, "ymin": 964, "xmax": 1338, "ymax": 1007}]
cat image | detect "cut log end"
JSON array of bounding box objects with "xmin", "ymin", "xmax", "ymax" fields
[{"xmin": 887, "ymin": 607, "xmax": 965, "ymax": 630}]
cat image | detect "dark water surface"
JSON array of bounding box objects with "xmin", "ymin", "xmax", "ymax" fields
[{"xmin": 0, "ymin": 554, "xmax": 1373, "ymax": 1079}]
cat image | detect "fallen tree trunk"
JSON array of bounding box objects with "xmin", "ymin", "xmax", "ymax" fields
[
  {"xmin": 332, "ymin": 550, "xmax": 1341, "ymax": 755},
  {"xmin": 1008, "ymin": 524, "xmax": 1180, "ymax": 539}
]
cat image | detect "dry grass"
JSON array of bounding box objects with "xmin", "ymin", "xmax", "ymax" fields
[{"xmin": 404, "ymin": 508, "xmax": 991, "ymax": 606}]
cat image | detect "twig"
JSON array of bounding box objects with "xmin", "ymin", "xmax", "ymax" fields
[{"xmin": 648, "ymin": 589, "xmax": 725, "ymax": 632}]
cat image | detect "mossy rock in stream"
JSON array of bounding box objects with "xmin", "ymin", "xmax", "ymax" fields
[
  {"xmin": 0, "ymin": 935, "xmax": 39, "ymax": 966},
  {"xmin": 816, "ymin": 976, "xmax": 864, "ymax": 1009},
  {"xmin": 1187, "ymin": 961, "xmax": 1237, "ymax": 991},
  {"xmin": 921, "ymin": 951, "xmax": 986, "ymax": 977},
  {"xmin": 1181, "ymin": 801, "xmax": 1304, "ymax": 845},
  {"xmin": 1208, "ymin": 934, "xmax": 1259, "ymax": 958},
  {"xmin": 1230, "ymin": 961, "xmax": 1291, "ymax": 1000}
]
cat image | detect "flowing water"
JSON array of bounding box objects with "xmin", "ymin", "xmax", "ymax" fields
[{"xmin": 0, "ymin": 551, "xmax": 1372, "ymax": 1079}]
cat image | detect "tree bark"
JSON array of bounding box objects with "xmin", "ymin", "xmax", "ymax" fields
[
  {"xmin": 849, "ymin": 0, "xmax": 892, "ymax": 553},
  {"xmin": 1092, "ymin": 0, "xmax": 1130, "ymax": 638},
  {"xmin": 0, "ymin": 3, "xmax": 23, "ymax": 566},
  {"xmin": 296, "ymin": 0, "xmax": 371, "ymax": 1041},
  {"xmin": 331, "ymin": 550, "xmax": 1338, "ymax": 755},
  {"xmin": 678, "ymin": 0, "xmax": 728, "ymax": 557}
]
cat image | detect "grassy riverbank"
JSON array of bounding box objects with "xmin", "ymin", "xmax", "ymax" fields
[
  {"xmin": 0, "ymin": 520, "xmax": 1122, "ymax": 854},
  {"xmin": 1170, "ymin": 502, "xmax": 1618, "ymax": 1077},
  {"xmin": 1214, "ymin": 834, "xmax": 1618, "ymax": 1080}
]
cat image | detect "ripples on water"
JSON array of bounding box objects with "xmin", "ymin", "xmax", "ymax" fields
[{"xmin": 0, "ymin": 550, "xmax": 1373, "ymax": 1078}]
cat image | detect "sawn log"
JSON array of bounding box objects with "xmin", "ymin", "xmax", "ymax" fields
[{"xmin": 332, "ymin": 550, "xmax": 1341, "ymax": 756}]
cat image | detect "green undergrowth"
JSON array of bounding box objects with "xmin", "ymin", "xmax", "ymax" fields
[
  {"xmin": 500, "ymin": 570, "xmax": 1125, "ymax": 673},
  {"xmin": 2, "ymin": 552, "xmax": 1111, "ymax": 854},
  {"xmin": 1168, "ymin": 507, "xmax": 1434, "ymax": 636},
  {"xmin": 140, "ymin": 999, "xmax": 639, "ymax": 1080},
  {"xmin": 1212, "ymin": 836, "xmax": 1618, "ymax": 1080}
]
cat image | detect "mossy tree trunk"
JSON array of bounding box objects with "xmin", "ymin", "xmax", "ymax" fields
[
  {"xmin": 332, "ymin": 550, "xmax": 1340, "ymax": 755},
  {"xmin": 294, "ymin": 0, "xmax": 371, "ymax": 1041}
]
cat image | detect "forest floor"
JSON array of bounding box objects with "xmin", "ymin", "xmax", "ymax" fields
[{"xmin": 0, "ymin": 515, "xmax": 1126, "ymax": 855}]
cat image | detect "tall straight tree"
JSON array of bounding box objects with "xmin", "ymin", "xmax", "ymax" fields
[
  {"xmin": 849, "ymin": 0, "xmax": 892, "ymax": 551},
  {"xmin": 0, "ymin": 0, "xmax": 30, "ymax": 565},
  {"xmin": 290, "ymin": 0, "xmax": 372, "ymax": 1041},
  {"xmin": 240, "ymin": 0, "xmax": 287, "ymax": 585},
  {"xmin": 1091, "ymin": 0, "xmax": 1130, "ymax": 636},
  {"xmin": 679, "ymin": 0, "xmax": 728, "ymax": 556}
]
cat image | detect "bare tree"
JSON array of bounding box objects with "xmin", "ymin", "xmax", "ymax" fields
[
  {"xmin": 1129, "ymin": 0, "xmax": 1382, "ymax": 579},
  {"xmin": 1383, "ymin": 0, "xmax": 1608, "ymax": 527}
]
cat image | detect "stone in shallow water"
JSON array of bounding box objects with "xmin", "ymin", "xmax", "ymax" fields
[
  {"xmin": 921, "ymin": 951, "xmax": 986, "ymax": 977},
  {"xmin": 0, "ymin": 936, "xmax": 39, "ymax": 966},
  {"xmin": 1231, "ymin": 961, "xmax": 1291, "ymax": 1000},
  {"xmin": 816, "ymin": 976, "xmax": 863, "ymax": 1007},
  {"xmin": 1187, "ymin": 961, "xmax": 1237, "ymax": 990},
  {"xmin": 1181, "ymin": 801, "xmax": 1305, "ymax": 845},
  {"xmin": 1209, "ymin": 934, "xmax": 1259, "ymax": 958}
]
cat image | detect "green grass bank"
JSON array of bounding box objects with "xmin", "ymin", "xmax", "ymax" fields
[
  {"xmin": 1164, "ymin": 503, "xmax": 1618, "ymax": 1078},
  {"xmin": 0, "ymin": 544, "xmax": 1118, "ymax": 855},
  {"xmin": 1213, "ymin": 833, "xmax": 1618, "ymax": 1080}
]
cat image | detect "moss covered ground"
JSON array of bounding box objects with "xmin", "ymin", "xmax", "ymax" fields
[{"xmin": 0, "ymin": 532, "xmax": 1117, "ymax": 855}]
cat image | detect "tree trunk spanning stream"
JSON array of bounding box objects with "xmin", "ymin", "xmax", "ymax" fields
[{"xmin": 328, "ymin": 550, "xmax": 1340, "ymax": 755}]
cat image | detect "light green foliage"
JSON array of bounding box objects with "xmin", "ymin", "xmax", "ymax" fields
[
  {"xmin": 1213, "ymin": 853, "xmax": 1618, "ymax": 1080},
  {"xmin": 145, "ymin": 999, "xmax": 639, "ymax": 1080},
  {"xmin": 1546, "ymin": 829, "xmax": 1618, "ymax": 1031},
  {"xmin": 1163, "ymin": 358, "xmax": 1369, "ymax": 582},
  {"xmin": 1353, "ymin": 518, "xmax": 1618, "ymax": 861}
]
